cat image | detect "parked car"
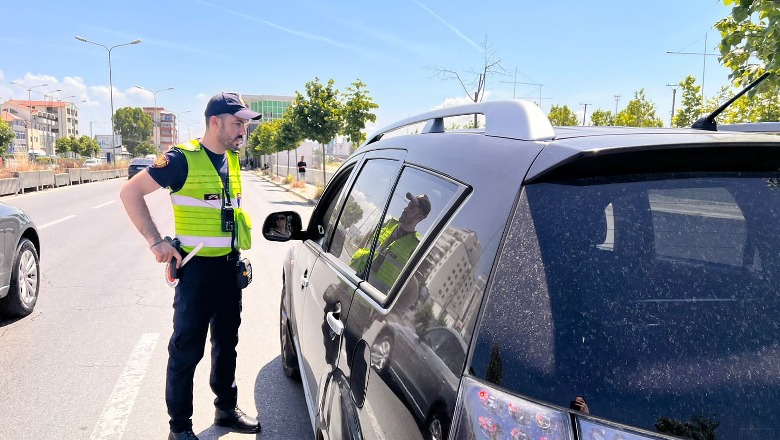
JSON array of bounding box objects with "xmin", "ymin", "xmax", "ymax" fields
[
  {"xmin": 127, "ymin": 157, "xmax": 155, "ymax": 179},
  {"xmin": 83, "ymin": 158, "xmax": 102, "ymax": 168},
  {"xmin": 264, "ymin": 98, "xmax": 780, "ymax": 440},
  {"xmin": 0, "ymin": 202, "xmax": 40, "ymax": 318}
]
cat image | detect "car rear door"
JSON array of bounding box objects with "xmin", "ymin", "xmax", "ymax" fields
[
  {"xmin": 296, "ymin": 149, "xmax": 406, "ymax": 425},
  {"xmin": 324, "ymin": 165, "xmax": 469, "ymax": 440}
]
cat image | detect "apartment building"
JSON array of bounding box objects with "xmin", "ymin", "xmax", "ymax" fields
[
  {"xmin": 140, "ymin": 107, "xmax": 178, "ymax": 152},
  {"xmin": 0, "ymin": 100, "xmax": 80, "ymax": 155}
]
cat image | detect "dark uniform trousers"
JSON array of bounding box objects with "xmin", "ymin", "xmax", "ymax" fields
[{"xmin": 166, "ymin": 253, "xmax": 242, "ymax": 433}]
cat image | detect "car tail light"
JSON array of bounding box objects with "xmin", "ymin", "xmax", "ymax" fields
[{"xmin": 451, "ymin": 376, "xmax": 669, "ymax": 440}]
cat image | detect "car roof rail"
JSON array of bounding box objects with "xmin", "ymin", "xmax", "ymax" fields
[{"xmin": 363, "ymin": 100, "xmax": 555, "ymax": 146}]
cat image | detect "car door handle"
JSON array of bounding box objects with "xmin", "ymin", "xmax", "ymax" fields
[
  {"xmin": 326, "ymin": 311, "xmax": 344, "ymax": 336},
  {"xmin": 300, "ymin": 275, "xmax": 309, "ymax": 288}
]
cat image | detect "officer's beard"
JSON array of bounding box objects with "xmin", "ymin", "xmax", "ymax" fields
[{"xmin": 218, "ymin": 127, "xmax": 242, "ymax": 152}]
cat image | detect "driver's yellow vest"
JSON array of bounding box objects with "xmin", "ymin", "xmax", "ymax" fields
[
  {"xmin": 350, "ymin": 219, "xmax": 419, "ymax": 290},
  {"xmin": 170, "ymin": 139, "xmax": 252, "ymax": 256}
]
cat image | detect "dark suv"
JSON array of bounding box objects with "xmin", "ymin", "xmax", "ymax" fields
[{"xmin": 263, "ymin": 100, "xmax": 780, "ymax": 440}]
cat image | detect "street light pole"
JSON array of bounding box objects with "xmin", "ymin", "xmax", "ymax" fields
[
  {"xmin": 134, "ymin": 85, "xmax": 174, "ymax": 149},
  {"xmin": 173, "ymin": 110, "xmax": 191, "ymax": 145},
  {"xmin": 75, "ymin": 36, "xmax": 141, "ymax": 165},
  {"xmin": 9, "ymin": 81, "xmax": 48, "ymax": 154}
]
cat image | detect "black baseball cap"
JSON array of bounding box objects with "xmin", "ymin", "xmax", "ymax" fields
[
  {"xmin": 204, "ymin": 92, "xmax": 262, "ymax": 120},
  {"xmin": 406, "ymin": 192, "xmax": 431, "ymax": 216}
]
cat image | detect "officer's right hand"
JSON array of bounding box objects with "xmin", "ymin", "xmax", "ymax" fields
[{"xmin": 151, "ymin": 241, "xmax": 183, "ymax": 268}]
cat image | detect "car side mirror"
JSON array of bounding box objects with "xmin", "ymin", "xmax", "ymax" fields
[{"xmin": 262, "ymin": 211, "xmax": 304, "ymax": 242}]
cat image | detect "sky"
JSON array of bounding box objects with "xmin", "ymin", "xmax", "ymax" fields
[{"xmin": 0, "ymin": 0, "xmax": 737, "ymax": 140}]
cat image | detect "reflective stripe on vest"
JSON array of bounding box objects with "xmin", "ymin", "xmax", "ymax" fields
[
  {"xmin": 350, "ymin": 219, "xmax": 420, "ymax": 291},
  {"xmin": 171, "ymin": 140, "xmax": 243, "ymax": 257}
]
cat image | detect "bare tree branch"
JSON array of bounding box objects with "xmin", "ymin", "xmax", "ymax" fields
[{"xmin": 431, "ymin": 36, "xmax": 506, "ymax": 104}]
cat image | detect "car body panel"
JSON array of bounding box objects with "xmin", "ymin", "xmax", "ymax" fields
[
  {"xmin": 0, "ymin": 201, "xmax": 40, "ymax": 315},
  {"xmin": 269, "ymin": 100, "xmax": 780, "ymax": 439}
]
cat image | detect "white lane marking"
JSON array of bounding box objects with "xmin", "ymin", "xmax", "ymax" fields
[
  {"xmin": 93, "ymin": 201, "xmax": 116, "ymax": 209},
  {"xmin": 90, "ymin": 333, "xmax": 159, "ymax": 440},
  {"xmin": 38, "ymin": 215, "xmax": 77, "ymax": 229}
]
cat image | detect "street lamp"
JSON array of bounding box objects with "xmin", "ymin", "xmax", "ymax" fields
[
  {"xmin": 173, "ymin": 110, "xmax": 191, "ymax": 144},
  {"xmin": 134, "ymin": 85, "xmax": 173, "ymax": 148},
  {"xmin": 9, "ymin": 81, "xmax": 48, "ymax": 153},
  {"xmin": 75, "ymin": 35, "xmax": 142, "ymax": 164}
]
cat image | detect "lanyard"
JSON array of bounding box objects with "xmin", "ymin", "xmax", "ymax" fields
[{"xmin": 221, "ymin": 160, "xmax": 232, "ymax": 208}]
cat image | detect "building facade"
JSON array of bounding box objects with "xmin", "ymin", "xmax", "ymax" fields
[
  {"xmin": 141, "ymin": 107, "xmax": 178, "ymax": 152},
  {"xmin": 0, "ymin": 100, "xmax": 80, "ymax": 155}
]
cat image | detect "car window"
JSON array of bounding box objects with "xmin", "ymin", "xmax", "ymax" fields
[
  {"xmin": 330, "ymin": 159, "xmax": 400, "ymax": 270},
  {"xmin": 313, "ymin": 163, "xmax": 356, "ymax": 247},
  {"xmin": 362, "ymin": 167, "xmax": 460, "ymax": 296},
  {"xmin": 474, "ymin": 172, "xmax": 780, "ymax": 436}
]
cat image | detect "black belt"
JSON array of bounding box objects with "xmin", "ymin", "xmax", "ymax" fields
[{"xmin": 179, "ymin": 250, "xmax": 240, "ymax": 262}]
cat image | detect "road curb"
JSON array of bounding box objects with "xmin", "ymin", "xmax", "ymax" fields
[{"xmin": 254, "ymin": 172, "xmax": 317, "ymax": 205}]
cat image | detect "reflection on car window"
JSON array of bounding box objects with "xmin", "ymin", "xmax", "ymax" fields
[
  {"xmin": 357, "ymin": 167, "xmax": 459, "ymax": 295},
  {"xmin": 316, "ymin": 164, "xmax": 356, "ymax": 247},
  {"xmin": 330, "ymin": 159, "xmax": 400, "ymax": 269}
]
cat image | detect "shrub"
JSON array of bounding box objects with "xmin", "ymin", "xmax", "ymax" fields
[
  {"xmin": 283, "ymin": 174, "xmax": 294, "ymax": 184},
  {"xmin": 315, "ymin": 184, "xmax": 325, "ymax": 199},
  {"xmin": 290, "ymin": 179, "xmax": 305, "ymax": 189}
]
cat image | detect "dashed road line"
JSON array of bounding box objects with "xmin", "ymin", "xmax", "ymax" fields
[
  {"xmin": 89, "ymin": 333, "xmax": 159, "ymax": 440},
  {"xmin": 38, "ymin": 215, "xmax": 77, "ymax": 229},
  {"xmin": 93, "ymin": 201, "xmax": 116, "ymax": 209}
]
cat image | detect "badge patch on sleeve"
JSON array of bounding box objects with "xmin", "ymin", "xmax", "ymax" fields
[
  {"xmin": 204, "ymin": 193, "xmax": 220, "ymax": 201},
  {"xmin": 153, "ymin": 154, "xmax": 169, "ymax": 168}
]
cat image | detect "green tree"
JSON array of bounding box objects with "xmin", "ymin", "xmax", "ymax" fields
[
  {"xmin": 705, "ymin": 85, "xmax": 780, "ymax": 123},
  {"xmin": 248, "ymin": 118, "xmax": 281, "ymax": 172},
  {"xmin": 291, "ymin": 78, "xmax": 343, "ymax": 183},
  {"xmin": 55, "ymin": 135, "xmax": 75, "ymax": 157},
  {"xmin": 0, "ymin": 119, "xmax": 14, "ymax": 157},
  {"xmin": 135, "ymin": 142, "xmax": 157, "ymax": 157},
  {"xmin": 114, "ymin": 107, "xmax": 152, "ymax": 157},
  {"xmin": 66, "ymin": 135, "xmax": 81, "ymax": 157},
  {"xmin": 614, "ymin": 89, "xmax": 664, "ymax": 127},
  {"xmin": 547, "ymin": 105, "xmax": 579, "ymax": 126},
  {"xmin": 716, "ymin": 0, "xmax": 780, "ymax": 91},
  {"xmin": 342, "ymin": 79, "xmax": 378, "ymax": 151},
  {"xmin": 77, "ymin": 135, "xmax": 100, "ymax": 157},
  {"xmin": 673, "ymin": 76, "xmax": 703, "ymax": 127},
  {"xmin": 277, "ymin": 112, "xmax": 303, "ymax": 176},
  {"xmin": 590, "ymin": 109, "xmax": 614, "ymax": 126}
]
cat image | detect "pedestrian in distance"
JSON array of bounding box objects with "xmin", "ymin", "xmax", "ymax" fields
[
  {"xmin": 297, "ymin": 155, "xmax": 307, "ymax": 182},
  {"xmin": 120, "ymin": 92, "xmax": 262, "ymax": 440}
]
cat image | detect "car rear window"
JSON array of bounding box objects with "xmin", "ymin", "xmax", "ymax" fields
[{"xmin": 473, "ymin": 172, "xmax": 780, "ymax": 438}]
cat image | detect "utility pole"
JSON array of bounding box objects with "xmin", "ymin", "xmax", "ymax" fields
[
  {"xmin": 666, "ymin": 32, "xmax": 718, "ymax": 103},
  {"xmin": 518, "ymin": 82, "xmax": 544, "ymax": 109},
  {"xmin": 580, "ymin": 103, "xmax": 592, "ymax": 126},
  {"xmin": 666, "ymin": 84, "xmax": 681, "ymax": 127},
  {"xmin": 499, "ymin": 67, "xmax": 519, "ymax": 99},
  {"xmin": 614, "ymin": 95, "xmax": 621, "ymax": 118}
]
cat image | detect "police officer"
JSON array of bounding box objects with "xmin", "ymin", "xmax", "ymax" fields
[
  {"xmin": 120, "ymin": 92, "xmax": 261, "ymax": 440},
  {"xmin": 350, "ymin": 192, "xmax": 431, "ymax": 292}
]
